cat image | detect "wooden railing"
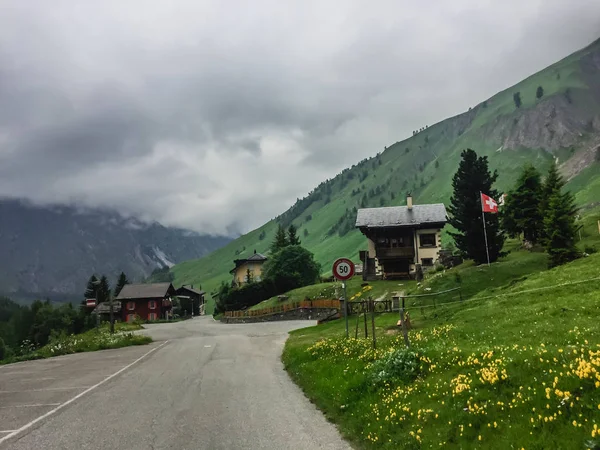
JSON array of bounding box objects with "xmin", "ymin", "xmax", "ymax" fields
[{"xmin": 225, "ymin": 299, "xmax": 340, "ymax": 318}]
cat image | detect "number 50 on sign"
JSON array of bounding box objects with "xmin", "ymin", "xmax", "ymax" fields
[{"xmin": 332, "ymin": 258, "xmax": 355, "ymax": 281}]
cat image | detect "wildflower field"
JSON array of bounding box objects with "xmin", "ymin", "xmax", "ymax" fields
[
  {"xmin": 283, "ymin": 251, "xmax": 600, "ymax": 449},
  {"xmin": 1, "ymin": 323, "xmax": 151, "ymax": 365}
]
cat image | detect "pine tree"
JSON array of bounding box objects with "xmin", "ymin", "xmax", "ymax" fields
[
  {"xmin": 501, "ymin": 164, "xmax": 543, "ymax": 244},
  {"xmin": 245, "ymin": 268, "xmax": 254, "ymax": 284},
  {"xmin": 114, "ymin": 272, "xmax": 129, "ymax": 297},
  {"xmin": 544, "ymin": 190, "xmax": 579, "ymax": 267},
  {"xmin": 539, "ymin": 162, "xmax": 564, "ymax": 243},
  {"xmin": 288, "ymin": 224, "xmax": 301, "ymax": 246},
  {"xmin": 84, "ymin": 275, "xmax": 99, "ymax": 300},
  {"xmin": 98, "ymin": 275, "xmax": 111, "ymax": 303},
  {"xmin": 448, "ymin": 149, "xmax": 505, "ymax": 264},
  {"xmin": 536, "ymin": 86, "xmax": 544, "ymax": 99},
  {"xmin": 271, "ymin": 224, "xmax": 288, "ymax": 253},
  {"xmin": 513, "ymin": 92, "xmax": 522, "ymax": 108}
]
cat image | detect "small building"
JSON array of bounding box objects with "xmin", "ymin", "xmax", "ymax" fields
[
  {"xmin": 230, "ymin": 250, "xmax": 268, "ymax": 286},
  {"xmin": 355, "ymin": 194, "xmax": 447, "ymax": 280},
  {"xmin": 175, "ymin": 285, "xmax": 206, "ymax": 316},
  {"xmin": 116, "ymin": 282, "xmax": 177, "ymax": 322}
]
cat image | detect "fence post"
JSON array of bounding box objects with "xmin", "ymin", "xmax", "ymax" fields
[
  {"xmin": 363, "ymin": 301, "xmax": 369, "ymax": 338},
  {"xmin": 400, "ymin": 297, "xmax": 410, "ymax": 348},
  {"xmin": 370, "ymin": 297, "xmax": 376, "ymax": 350}
]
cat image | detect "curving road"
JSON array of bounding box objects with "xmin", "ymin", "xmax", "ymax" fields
[{"xmin": 0, "ymin": 317, "xmax": 350, "ymax": 450}]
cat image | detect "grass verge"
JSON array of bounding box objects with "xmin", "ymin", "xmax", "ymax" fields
[
  {"xmin": 1, "ymin": 324, "xmax": 152, "ymax": 365},
  {"xmin": 283, "ymin": 252, "xmax": 600, "ymax": 449}
]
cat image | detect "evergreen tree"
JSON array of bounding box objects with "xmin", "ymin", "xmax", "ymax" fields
[
  {"xmin": 114, "ymin": 272, "xmax": 129, "ymax": 298},
  {"xmin": 536, "ymin": 86, "xmax": 544, "ymax": 99},
  {"xmin": 288, "ymin": 224, "xmax": 301, "ymax": 246},
  {"xmin": 513, "ymin": 92, "xmax": 522, "ymax": 108},
  {"xmin": 544, "ymin": 190, "xmax": 579, "ymax": 267},
  {"xmin": 271, "ymin": 224, "xmax": 288, "ymax": 253},
  {"xmin": 448, "ymin": 149, "xmax": 505, "ymax": 264},
  {"xmin": 539, "ymin": 162, "xmax": 564, "ymax": 243},
  {"xmin": 84, "ymin": 275, "xmax": 99, "ymax": 300},
  {"xmin": 501, "ymin": 164, "xmax": 543, "ymax": 243},
  {"xmin": 98, "ymin": 275, "xmax": 111, "ymax": 303},
  {"xmin": 245, "ymin": 268, "xmax": 254, "ymax": 284}
]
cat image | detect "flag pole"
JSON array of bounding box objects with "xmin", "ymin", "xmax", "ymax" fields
[{"xmin": 480, "ymin": 191, "xmax": 491, "ymax": 267}]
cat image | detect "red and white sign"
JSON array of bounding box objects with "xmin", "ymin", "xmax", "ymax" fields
[
  {"xmin": 481, "ymin": 193, "xmax": 498, "ymax": 213},
  {"xmin": 86, "ymin": 298, "xmax": 96, "ymax": 307},
  {"xmin": 332, "ymin": 258, "xmax": 355, "ymax": 281}
]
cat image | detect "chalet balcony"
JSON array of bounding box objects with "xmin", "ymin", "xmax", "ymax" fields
[{"xmin": 376, "ymin": 247, "xmax": 415, "ymax": 259}]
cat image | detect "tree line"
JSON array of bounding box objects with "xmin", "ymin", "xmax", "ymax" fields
[
  {"xmin": 448, "ymin": 149, "xmax": 581, "ymax": 268},
  {"xmin": 0, "ymin": 271, "xmax": 131, "ymax": 361}
]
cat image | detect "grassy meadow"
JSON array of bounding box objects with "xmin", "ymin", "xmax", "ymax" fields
[{"xmin": 283, "ymin": 249, "xmax": 600, "ymax": 449}]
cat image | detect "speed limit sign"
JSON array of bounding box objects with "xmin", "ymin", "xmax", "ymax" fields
[{"xmin": 332, "ymin": 258, "xmax": 355, "ymax": 281}]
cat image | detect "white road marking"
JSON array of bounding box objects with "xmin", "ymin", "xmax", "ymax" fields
[
  {"xmin": 0, "ymin": 341, "xmax": 169, "ymax": 445},
  {"xmin": 0, "ymin": 431, "xmax": 16, "ymax": 434},
  {"xmin": 0, "ymin": 387, "xmax": 90, "ymax": 394},
  {"xmin": 204, "ymin": 345, "xmax": 212, "ymax": 348},
  {"xmin": 0, "ymin": 403, "xmax": 61, "ymax": 409}
]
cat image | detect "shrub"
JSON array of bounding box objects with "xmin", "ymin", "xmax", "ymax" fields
[
  {"xmin": 584, "ymin": 245, "xmax": 598, "ymax": 255},
  {"xmin": 369, "ymin": 347, "xmax": 428, "ymax": 386}
]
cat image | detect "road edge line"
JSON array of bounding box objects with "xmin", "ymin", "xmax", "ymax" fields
[{"xmin": 0, "ymin": 340, "xmax": 170, "ymax": 446}]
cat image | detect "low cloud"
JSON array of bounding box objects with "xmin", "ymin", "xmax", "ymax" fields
[{"xmin": 0, "ymin": 0, "xmax": 599, "ymax": 235}]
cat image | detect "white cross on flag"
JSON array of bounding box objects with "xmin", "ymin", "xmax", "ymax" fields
[{"xmin": 481, "ymin": 192, "xmax": 498, "ymax": 213}]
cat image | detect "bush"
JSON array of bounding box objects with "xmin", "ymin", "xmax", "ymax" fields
[
  {"xmin": 369, "ymin": 347, "xmax": 427, "ymax": 386},
  {"xmin": 217, "ymin": 279, "xmax": 278, "ymax": 312},
  {"xmin": 584, "ymin": 245, "xmax": 598, "ymax": 255},
  {"xmin": 262, "ymin": 245, "xmax": 321, "ymax": 293}
]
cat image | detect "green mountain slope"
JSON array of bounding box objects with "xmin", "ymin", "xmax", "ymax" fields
[{"xmin": 168, "ymin": 38, "xmax": 600, "ymax": 313}]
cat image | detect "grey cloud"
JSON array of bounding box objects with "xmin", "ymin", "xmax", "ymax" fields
[{"xmin": 0, "ymin": 0, "xmax": 599, "ymax": 235}]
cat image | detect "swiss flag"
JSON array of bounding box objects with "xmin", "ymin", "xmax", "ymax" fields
[{"xmin": 481, "ymin": 192, "xmax": 498, "ymax": 213}]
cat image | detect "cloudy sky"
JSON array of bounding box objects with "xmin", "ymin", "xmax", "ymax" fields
[{"xmin": 0, "ymin": 1, "xmax": 599, "ymax": 236}]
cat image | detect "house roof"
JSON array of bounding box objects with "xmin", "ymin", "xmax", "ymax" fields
[
  {"xmin": 176, "ymin": 286, "xmax": 206, "ymax": 296},
  {"xmin": 231, "ymin": 251, "xmax": 268, "ymax": 273},
  {"xmin": 355, "ymin": 204, "xmax": 447, "ymax": 229},
  {"xmin": 116, "ymin": 283, "xmax": 175, "ymax": 300}
]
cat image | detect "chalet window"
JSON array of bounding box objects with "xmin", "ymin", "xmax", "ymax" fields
[
  {"xmin": 421, "ymin": 258, "xmax": 434, "ymax": 266},
  {"xmin": 148, "ymin": 312, "xmax": 157, "ymax": 321},
  {"xmin": 419, "ymin": 233, "xmax": 436, "ymax": 247},
  {"xmin": 127, "ymin": 302, "xmax": 135, "ymax": 311},
  {"xmin": 149, "ymin": 300, "xmax": 157, "ymax": 310}
]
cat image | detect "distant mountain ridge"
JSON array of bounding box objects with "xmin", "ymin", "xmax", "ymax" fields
[
  {"xmin": 0, "ymin": 199, "xmax": 231, "ymax": 302},
  {"xmin": 163, "ymin": 37, "xmax": 600, "ymax": 314}
]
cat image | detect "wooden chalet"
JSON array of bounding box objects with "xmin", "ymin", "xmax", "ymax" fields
[{"xmin": 355, "ymin": 194, "xmax": 447, "ymax": 280}]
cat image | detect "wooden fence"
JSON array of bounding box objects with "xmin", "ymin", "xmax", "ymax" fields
[{"xmin": 225, "ymin": 299, "xmax": 341, "ymax": 318}]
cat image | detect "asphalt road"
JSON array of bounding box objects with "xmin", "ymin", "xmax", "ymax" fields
[{"xmin": 0, "ymin": 317, "xmax": 351, "ymax": 450}]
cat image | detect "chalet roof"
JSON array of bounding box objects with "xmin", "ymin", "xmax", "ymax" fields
[
  {"xmin": 231, "ymin": 251, "xmax": 268, "ymax": 273},
  {"xmin": 355, "ymin": 204, "xmax": 447, "ymax": 229},
  {"xmin": 116, "ymin": 283, "xmax": 175, "ymax": 300},
  {"xmin": 176, "ymin": 286, "xmax": 206, "ymax": 296}
]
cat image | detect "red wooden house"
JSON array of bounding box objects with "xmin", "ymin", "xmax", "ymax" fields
[{"xmin": 116, "ymin": 283, "xmax": 176, "ymax": 322}]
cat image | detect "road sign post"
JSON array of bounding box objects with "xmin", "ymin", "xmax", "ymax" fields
[{"xmin": 332, "ymin": 258, "xmax": 355, "ymax": 338}]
